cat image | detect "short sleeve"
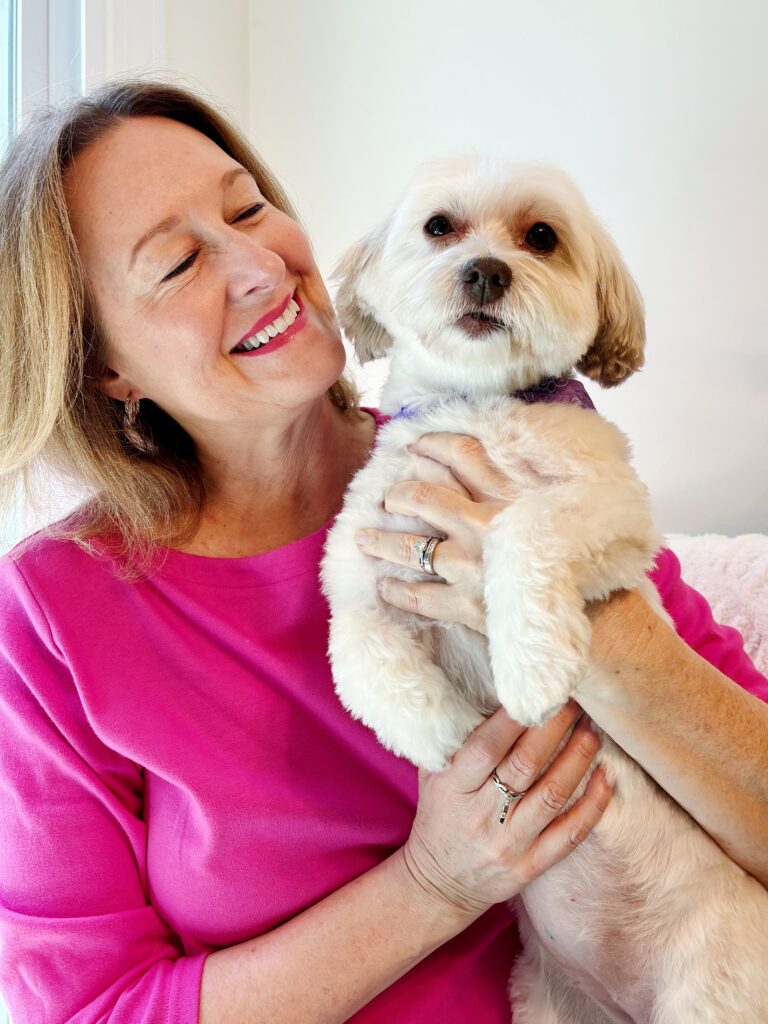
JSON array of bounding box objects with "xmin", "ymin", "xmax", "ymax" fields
[
  {"xmin": 649, "ymin": 547, "xmax": 768, "ymax": 703},
  {"xmin": 0, "ymin": 556, "xmax": 208, "ymax": 1022}
]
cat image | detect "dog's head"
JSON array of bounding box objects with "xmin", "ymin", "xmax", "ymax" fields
[{"xmin": 334, "ymin": 157, "xmax": 645, "ymax": 395}]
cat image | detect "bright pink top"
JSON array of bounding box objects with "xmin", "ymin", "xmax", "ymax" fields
[{"xmin": 1, "ymin": 408, "xmax": 766, "ymax": 1023}]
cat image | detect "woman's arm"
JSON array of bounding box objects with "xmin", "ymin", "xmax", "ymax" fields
[
  {"xmin": 199, "ymin": 846, "xmax": 473, "ymax": 1024},
  {"xmin": 582, "ymin": 586, "xmax": 768, "ymax": 886}
]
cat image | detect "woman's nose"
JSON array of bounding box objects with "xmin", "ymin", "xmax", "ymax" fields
[{"xmin": 222, "ymin": 231, "xmax": 285, "ymax": 302}]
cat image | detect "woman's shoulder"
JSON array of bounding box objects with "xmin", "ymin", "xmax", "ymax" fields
[
  {"xmin": 4, "ymin": 521, "xmax": 101, "ymax": 573},
  {"xmin": 0, "ymin": 514, "xmax": 124, "ymax": 619},
  {"xmin": 0, "ymin": 528, "xmax": 97, "ymax": 686}
]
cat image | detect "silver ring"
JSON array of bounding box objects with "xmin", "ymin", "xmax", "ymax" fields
[
  {"xmin": 490, "ymin": 770, "xmax": 525, "ymax": 825},
  {"xmin": 415, "ymin": 535, "xmax": 442, "ymax": 576}
]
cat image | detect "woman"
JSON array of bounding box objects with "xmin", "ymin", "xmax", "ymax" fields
[{"xmin": 0, "ymin": 80, "xmax": 765, "ymax": 1024}]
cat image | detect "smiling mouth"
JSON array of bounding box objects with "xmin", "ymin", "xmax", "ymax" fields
[{"xmin": 231, "ymin": 293, "xmax": 300, "ymax": 353}]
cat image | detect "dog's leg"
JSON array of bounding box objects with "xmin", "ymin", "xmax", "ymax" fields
[
  {"xmin": 327, "ymin": 606, "xmax": 483, "ymax": 770},
  {"xmin": 328, "ymin": 605, "xmax": 484, "ymax": 769},
  {"xmin": 484, "ymin": 474, "xmax": 659, "ymax": 726},
  {"xmin": 650, "ymin": 874, "xmax": 768, "ymax": 1024},
  {"xmin": 321, "ymin": 443, "xmax": 488, "ymax": 768},
  {"xmin": 323, "ymin": 503, "xmax": 485, "ymax": 769},
  {"xmin": 653, "ymin": 962, "xmax": 768, "ymax": 1024},
  {"xmin": 483, "ymin": 494, "xmax": 592, "ymax": 725},
  {"xmin": 510, "ymin": 913, "xmax": 617, "ymax": 1024}
]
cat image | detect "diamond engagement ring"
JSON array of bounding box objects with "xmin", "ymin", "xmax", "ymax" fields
[
  {"xmin": 490, "ymin": 771, "xmax": 526, "ymax": 824},
  {"xmin": 415, "ymin": 536, "xmax": 442, "ymax": 576}
]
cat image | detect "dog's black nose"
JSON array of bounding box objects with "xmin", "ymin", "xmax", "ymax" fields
[{"xmin": 460, "ymin": 257, "xmax": 512, "ymax": 305}]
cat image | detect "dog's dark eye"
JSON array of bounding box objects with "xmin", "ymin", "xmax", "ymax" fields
[
  {"xmin": 424, "ymin": 215, "xmax": 455, "ymax": 238},
  {"xmin": 525, "ymin": 222, "xmax": 558, "ymax": 252}
]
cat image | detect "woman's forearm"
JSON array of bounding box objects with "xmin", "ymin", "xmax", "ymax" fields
[
  {"xmin": 199, "ymin": 848, "xmax": 480, "ymax": 1024},
  {"xmin": 580, "ymin": 589, "xmax": 768, "ymax": 886}
]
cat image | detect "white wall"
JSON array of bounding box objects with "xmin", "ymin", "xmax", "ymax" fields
[
  {"xmin": 246, "ymin": 0, "xmax": 768, "ymax": 535},
  {"xmin": 85, "ymin": 0, "xmax": 250, "ymax": 127},
  {"xmin": 4, "ymin": 0, "xmax": 765, "ymax": 551}
]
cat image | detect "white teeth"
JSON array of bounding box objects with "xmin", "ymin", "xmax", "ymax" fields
[{"xmin": 232, "ymin": 295, "xmax": 301, "ymax": 352}]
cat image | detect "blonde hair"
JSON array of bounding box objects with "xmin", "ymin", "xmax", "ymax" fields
[{"xmin": 0, "ymin": 78, "xmax": 358, "ymax": 576}]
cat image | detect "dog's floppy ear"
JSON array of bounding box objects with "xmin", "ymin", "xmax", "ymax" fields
[
  {"xmin": 332, "ymin": 226, "xmax": 395, "ymax": 364},
  {"xmin": 577, "ymin": 222, "xmax": 645, "ymax": 387}
]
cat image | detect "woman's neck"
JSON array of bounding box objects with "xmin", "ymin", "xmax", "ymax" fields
[{"xmin": 179, "ymin": 401, "xmax": 376, "ymax": 558}]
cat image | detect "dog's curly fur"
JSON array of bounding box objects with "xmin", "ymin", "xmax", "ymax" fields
[{"xmin": 320, "ymin": 157, "xmax": 768, "ymax": 1022}]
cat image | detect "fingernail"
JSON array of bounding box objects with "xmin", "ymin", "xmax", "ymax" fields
[{"xmin": 355, "ymin": 530, "xmax": 369, "ymax": 547}]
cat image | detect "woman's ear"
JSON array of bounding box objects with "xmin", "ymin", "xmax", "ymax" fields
[
  {"xmin": 95, "ymin": 367, "xmax": 142, "ymax": 404},
  {"xmin": 577, "ymin": 222, "xmax": 646, "ymax": 387},
  {"xmin": 332, "ymin": 224, "xmax": 394, "ymax": 364}
]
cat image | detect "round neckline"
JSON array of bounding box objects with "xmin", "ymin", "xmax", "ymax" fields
[
  {"xmin": 152, "ymin": 516, "xmax": 334, "ymax": 586},
  {"xmin": 145, "ymin": 406, "xmax": 385, "ymax": 586}
]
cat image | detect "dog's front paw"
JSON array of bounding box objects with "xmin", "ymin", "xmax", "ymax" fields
[
  {"xmin": 377, "ymin": 696, "xmax": 486, "ymax": 771},
  {"xmin": 496, "ymin": 657, "xmax": 584, "ymax": 727},
  {"xmin": 492, "ymin": 621, "xmax": 589, "ymax": 727},
  {"xmin": 329, "ymin": 606, "xmax": 486, "ymax": 770}
]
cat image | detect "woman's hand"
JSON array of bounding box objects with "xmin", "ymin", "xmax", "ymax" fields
[
  {"xmin": 402, "ymin": 700, "xmax": 612, "ymax": 915},
  {"xmin": 355, "ymin": 432, "xmax": 529, "ymax": 635}
]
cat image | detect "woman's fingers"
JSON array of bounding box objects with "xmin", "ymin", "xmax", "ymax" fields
[
  {"xmin": 521, "ymin": 766, "xmax": 613, "ymax": 884},
  {"xmin": 450, "ymin": 707, "xmax": 528, "ymax": 792},
  {"xmin": 494, "ymin": 700, "xmax": 584, "ymax": 795},
  {"xmin": 382, "ymin": 479, "xmax": 477, "ymax": 537},
  {"xmin": 409, "ymin": 453, "xmax": 473, "ymax": 499},
  {"xmin": 355, "ymin": 529, "xmax": 453, "ymax": 578},
  {"xmin": 407, "ymin": 432, "xmax": 514, "ymax": 501},
  {"xmin": 406, "ymin": 706, "xmax": 612, "ymax": 913},
  {"xmin": 376, "ymin": 576, "xmax": 485, "ymax": 632},
  {"xmin": 449, "ymin": 701, "xmax": 588, "ymax": 796},
  {"xmin": 379, "ymin": 574, "xmax": 486, "ymax": 633},
  {"xmin": 508, "ymin": 715, "xmax": 603, "ymax": 851}
]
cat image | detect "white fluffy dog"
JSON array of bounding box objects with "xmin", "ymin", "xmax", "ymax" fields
[{"xmin": 319, "ymin": 157, "xmax": 768, "ymax": 1022}]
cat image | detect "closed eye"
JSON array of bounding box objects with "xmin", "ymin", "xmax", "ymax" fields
[
  {"xmin": 233, "ymin": 202, "xmax": 266, "ymax": 222},
  {"xmin": 161, "ymin": 203, "xmax": 267, "ymax": 282},
  {"xmin": 163, "ymin": 251, "xmax": 198, "ymax": 282}
]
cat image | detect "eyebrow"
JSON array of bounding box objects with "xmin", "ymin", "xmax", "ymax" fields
[{"xmin": 128, "ymin": 167, "xmax": 256, "ymax": 271}]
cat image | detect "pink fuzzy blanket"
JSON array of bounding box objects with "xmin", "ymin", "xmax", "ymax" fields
[{"xmin": 665, "ymin": 533, "xmax": 768, "ymax": 677}]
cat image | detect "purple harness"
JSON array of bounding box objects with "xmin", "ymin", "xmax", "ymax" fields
[{"xmin": 393, "ymin": 376, "xmax": 595, "ymax": 420}]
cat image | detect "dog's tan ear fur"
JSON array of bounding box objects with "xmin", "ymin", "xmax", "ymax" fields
[
  {"xmin": 332, "ymin": 227, "xmax": 394, "ymax": 364},
  {"xmin": 577, "ymin": 223, "xmax": 646, "ymax": 387}
]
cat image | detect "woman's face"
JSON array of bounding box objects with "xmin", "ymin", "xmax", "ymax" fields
[{"xmin": 64, "ymin": 115, "xmax": 346, "ymax": 439}]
